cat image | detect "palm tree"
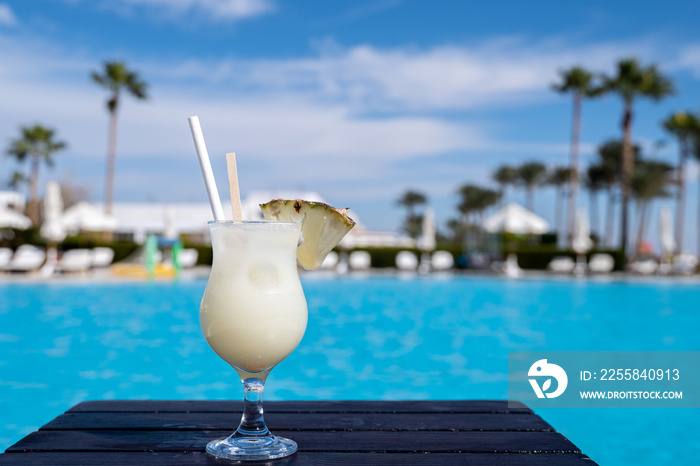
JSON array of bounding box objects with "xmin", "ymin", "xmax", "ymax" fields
[
  {"xmin": 7, "ymin": 171, "xmax": 27, "ymax": 190},
  {"xmin": 445, "ymin": 218, "xmax": 465, "ymax": 245},
  {"xmin": 92, "ymin": 61, "xmax": 148, "ymax": 215},
  {"xmin": 546, "ymin": 167, "xmax": 571, "ymax": 239},
  {"xmin": 6, "ymin": 125, "xmax": 67, "ymax": 225},
  {"xmin": 631, "ymin": 160, "xmax": 674, "ymax": 254},
  {"xmin": 585, "ymin": 164, "xmax": 607, "ymax": 239},
  {"xmin": 474, "ymin": 188, "xmax": 500, "ymax": 226},
  {"xmin": 458, "ymin": 184, "xmax": 499, "ymax": 251},
  {"xmin": 601, "ymin": 58, "xmax": 673, "ymax": 258},
  {"xmin": 595, "ymin": 140, "xmax": 624, "ymax": 247},
  {"xmin": 492, "ymin": 165, "xmax": 518, "ymax": 205},
  {"xmin": 516, "ymin": 162, "xmax": 547, "ymax": 212},
  {"xmin": 396, "ymin": 189, "xmax": 427, "ymax": 238},
  {"xmin": 662, "ymin": 111, "xmax": 700, "ymax": 253},
  {"xmin": 552, "ymin": 66, "xmax": 602, "ymax": 244},
  {"xmin": 457, "ymin": 184, "xmax": 482, "ymax": 228},
  {"xmin": 458, "ymin": 184, "xmax": 500, "ymax": 226}
]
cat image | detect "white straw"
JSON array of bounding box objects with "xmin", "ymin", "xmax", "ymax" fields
[{"xmin": 188, "ymin": 116, "xmax": 225, "ymax": 221}]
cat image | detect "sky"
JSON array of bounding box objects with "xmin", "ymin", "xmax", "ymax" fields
[{"xmin": 2, "ymin": 0, "xmax": 700, "ymax": 252}]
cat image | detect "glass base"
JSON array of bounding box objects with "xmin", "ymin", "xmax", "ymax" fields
[{"xmin": 206, "ymin": 433, "xmax": 297, "ymax": 461}]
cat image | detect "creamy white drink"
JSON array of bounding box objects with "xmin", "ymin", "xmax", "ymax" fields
[{"xmin": 200, "ymin": 221, "xmax": 307, "ymax": 376}]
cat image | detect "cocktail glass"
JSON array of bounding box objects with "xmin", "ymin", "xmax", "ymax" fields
[{"xmin": 200, "ymin": 220, "xmax": 308, "ymax": 461}]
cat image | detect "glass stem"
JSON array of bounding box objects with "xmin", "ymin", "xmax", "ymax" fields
[{"xmin": 234, "ymin": 377, "xmax": 270, "ymax": 438}]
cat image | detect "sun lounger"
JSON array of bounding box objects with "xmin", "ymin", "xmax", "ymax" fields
[
  {"xmin": 56, "ymin": 249, "xmax": 93, "ymax": 273},
  {"xmin": 177, "ymin": 248, "xmax": 199, "ymax": 268},
  {"xmin": 548, "ymin": 256, "xmax": 575, "ymax": 273},
  {"xmin": 0, "ymin": 248, "xmax": 12, "ymax": 271},
  {"xmin": 673, "ymin": 254, "xmax": 698, "ymax": 275},
  {"xmin": 588, "ymin": 253, "xmax": 614, "ymax": 274},
  {"xmin": 396, "ymin": 251, "xmax": 418, "ymax": 271},
  {"xmin": 628, "ymin": 259, "xmax": 658, "ymax": 275},
  {"xmin": 8, "ymin": 245, "xmax": 46, "ymax": 272},
  {"xmin": 91, "ymin": 247, "xmax": 115, "ymax": 268},
  {"xmin": 503, "ymin": 253, "xmax": 523, "ymax": 278},
  {"xmin": 348, "ymin": 250, "xmax": 371, "ymax": 270},
  {"xmin": 430, "ymin": 251, "xmax": 454, "ymax": 271},
  {"xmin": 319, "ymin": 251, "xmax": 338, "ymax": 270}
]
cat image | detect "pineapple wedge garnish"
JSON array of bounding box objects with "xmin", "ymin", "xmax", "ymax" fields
[{"xmin": 260, "ymin": 199, "xmax": 356, "ymax": 270}]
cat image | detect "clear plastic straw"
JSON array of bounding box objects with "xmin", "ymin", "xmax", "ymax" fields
[{"xmin": 188, "ymin": 116, "xmax": 225, "ymax": 221}]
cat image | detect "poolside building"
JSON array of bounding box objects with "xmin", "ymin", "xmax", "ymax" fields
[{"xmin": 76, "ymin": 191, "xmax": 414, "ymax": 248}]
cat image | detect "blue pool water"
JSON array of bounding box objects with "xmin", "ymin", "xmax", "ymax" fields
[{"xmin": 0, "ymin": 275, "xmax": 698, "ymax": 464}]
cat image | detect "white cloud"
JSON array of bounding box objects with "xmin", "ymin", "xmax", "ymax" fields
[
  {"xmin": 677, "ymin": 44, "xmax": 700, "ymax": 78},
  {"xmin": 1, "ymin": 31, "xmax": 697, "ymax": 229},
  {"xmin": 146, "ymin": 37, "xmax": 653, "ymax": 113},
  {"xmin": 115, "ymin": 0, "xmax": 275, "ymax": 21},
  {"xmin": 0, "ymin": 3, "xmax": 17, "ymax": 26}
]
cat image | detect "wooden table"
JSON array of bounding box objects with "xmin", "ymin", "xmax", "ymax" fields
[{"xmin": 1, "ymin": 400, "xmax": 598, "ymax": 465}]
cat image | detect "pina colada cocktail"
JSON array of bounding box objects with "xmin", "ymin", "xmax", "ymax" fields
[
  {"xmin": 187, "ymin": 117, "xmax": 354, "ymax": 461},
  {"xmin": 201, "ymin": 220, "xmax": 306, "ymax": 460},
  {"xmin": 201, "ymin": 221, "xmax": 307, "ymax": 378},
  {"xmin": 200, "ymin": 200, "xmax": 354, "ymax": 462}
]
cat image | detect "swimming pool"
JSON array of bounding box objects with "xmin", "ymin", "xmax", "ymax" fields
[{"xmin": 0, "ymin": 274, "xmax": 698, "ymax": 464}]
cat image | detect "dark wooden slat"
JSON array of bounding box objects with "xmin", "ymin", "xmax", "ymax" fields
[
  {"xmin": 42, "ymin": 411, "xmax": 553, "ymax": 432},
  {"xmin": 7, "ymin": 430, "xmax": 580, "ymax": 454},
  {"xmin": 0, "ymin": 452, "xmax": 598, "ymax": 465},
  {"xmin": 67, "ymin": 399, "xmax": 532, "ymax": 414}
]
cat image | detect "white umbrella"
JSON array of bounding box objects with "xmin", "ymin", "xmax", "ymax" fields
[
  {"xmin": 418, "ymin": 207, "xmax": 436, "ymax": 252},
  {"xmin": 483, "ymin": 203, "xmax": 549, "ymax": 234},
  {"xmin": 163, "ymin": 205, "xmax": 178, "ymax": 240},
  {"xmin": 659, "ymin": 207, "xmax": 676, "ymax": 256},
  {"xmin": 0, "ymin": 207, "xmax": 32, "ymax": 229},
  {"xmin": 40, "ymin": 181, "xmax": 66, "ymax": 243},
  {"xmin": 572, "ymin": 209, "xmax": 593, "ymax": 255},
  {"xmin": 62, "ymin": 202, "xmax": 118, "ymax": 232}
]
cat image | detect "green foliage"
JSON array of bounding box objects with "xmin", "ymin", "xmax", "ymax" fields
[
  {"xmin": 92, "ymin": 61, "xmax": 148, "ymax": 112},
  {"xmin": 631, "ymin": 159, "xmax": 674, "ymax": 201},
  {"xmin": 601, "ymin": 58, "xmax": 674, "ymax": 104},
  {"xmin": 457, "ymin": 184, "xmax": 499, "ymax": 215},
  {"xmin": 517, "ymin": 162, "xmax": 547, "ymax": 188},
  {"xmin": 552, "ymin": 66, "xmax": 603, "ymax": 97},
  {"xmin": 7, "ymin": 171, "xmax": 27, "ymax": 190},
  {"xmin": 0, "ymin": 228, "xmax": 42, "ymax": 249},
  {"xmin": 586, "ymin": 164, "xmax": 608, "ymax": 191},
  {"xmin": 348, "ymin": 247, "xmax": 459, "ymax": 269},
  {"xmin": 492, "ymin": 165, "xmax": 519, "ymax": 185},
  {"xmin": 396, "ymin": 189, "xmax": 428, "ymax": 238},
  {"xmin": 181, "ymin": 243, "xmax": 213, "ymax": 266},
  {"xmin": 547, "ymin": 167, "xmax": 572, "ymax": 187},
  {"xmin": 663, "ymin": 111, "xmax": 700, "ymax": 139},
  {"xmin": 396, "ymin": 190, "xmax": 427, "ymax": 209},
  {"xmin": 6, "ymin": 125, "xmax": 67, "ymax": 165},
  {"xmin": 60, "ymin": 237, "xmax": 138, "ymax": 263},
  {"xmin": 506, "ymin": 249, "xmax": 625, "ymax": 271}
]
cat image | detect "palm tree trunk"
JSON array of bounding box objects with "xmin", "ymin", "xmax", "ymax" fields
[
  {"xmin": 478, "ymin": 210, "xmax": 484, "ymax": 249},
  {"xmin": 566, "ymin": 93, "xmax": 582, "ymax": 246},
  {"xmin": 620, "ymin": 103, "xmax": 634, "ymax": 260},
  {"xmin": 674, "ymin": 140, "xmax": 687, "ymax": 253},
  {"xmin": 105, "ymin": 105, "xmax": 119, "ymax": 216},
  {"xmin": 604, "ymin": 187, "xmax": 613, "ymax": 248},
  {"xmin": 635, "ymin": 201, "xmax": 647, "ymax": 255},
  {"xmin": 526, "ymin": 188, "xmax": 534, "ymax": 212},
  {"xmin": 28, "ymin": 154, "xmax": 40, "ymax": 226},
  {"xmin": 554, "ymin": 186, "xmax": 561, "ymax": 238},
  {"xmin": 589, "ymin": 189, "xmax": 599, "ymax": 239}
]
